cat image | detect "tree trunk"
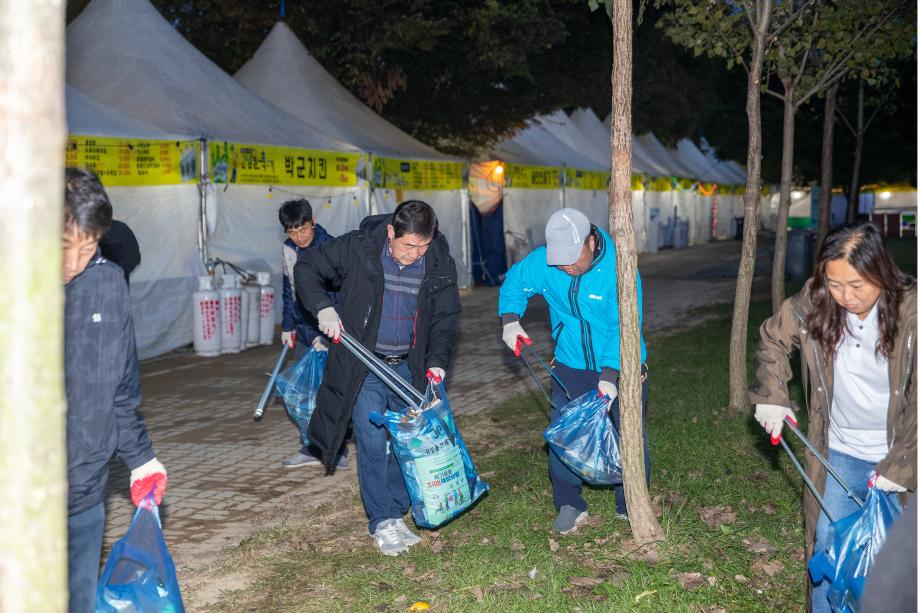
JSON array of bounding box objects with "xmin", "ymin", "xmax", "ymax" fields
[
  {"xmin": 770, "ymin": 91, "xmax": 796, "ymax": 312},
  {"xmin": 727, "ymin": 0, "xmax": 772, "ymax": 412},
  {"xmin": 815, "ymin": 82, "xmax": 839, "ymax": 255},
  {"xmin": 846, "ymin": 80, "xmax": 865, "ymax": 224},
  {"xmin": 609, "ymin": 0, "xmax": 662, "ymax": 545},
  {"xmin": 0, "ymin": 0, "xmax": 68, "ymax": 611}
]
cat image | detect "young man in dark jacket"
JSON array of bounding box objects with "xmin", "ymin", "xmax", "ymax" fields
[
  {"xmin": 277, "ymin": 198, "xmax": 347, "ymax": 469},
  {"xmin": 63, "ymin": 168, "xmax": 167, "ymax": 613},
  {"xmin": 294, "ymin": 200, "xmax": 461, "ymax": 555}
]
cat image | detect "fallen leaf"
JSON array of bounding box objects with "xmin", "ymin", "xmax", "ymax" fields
[
  {"xmin": 753, "ymin": 559, "xmax": 784, "ymax": 577},
  {"xmin": 429, "ymin": 531, "xmax": 441, "ymax": 538},
  {"xmin": 593, "ymin": 536, "xmax": 609, "ymax": 546},
  {"xmin": 665, "ymin": 491, "xmax": 686, "ymax": 505},
  {"xmin": 707, "ymin": 576, "xmax": 717, "ymax": 586},
  {"xmin": 744, "ymin": 540, "xmax": 777, "ymax": 556},
  {"xmin": 762, "ymin": 503, "xmax": 778, "ymax": 515},
  {"xmin": 480, "ymin": 537, "xmax": 490, "ymax": 544},
  {"xmin": 510, "ymin": 541, "xmax": 524, "ymax": 551},
  {"xmin": 688, "ymin": 469, "xmax": 703, "ymax": 479},
  {"xmin": 676, "ymin": 572, "xmax": 705, "ymax": 590},
  {"xmin": 512, "ymin": 485, "xmax": 520, "ymax": 493},
  {"xmin": 583, "ymin": 542, "xmax": 592, "ymax": 549},
  {"xmin": 479, "ymin": 471, "xmax": 496, "ymax": 478},
  {"xmin": 583, "ymin": 515, "xmax": 604, "ymax": 528},
  {"xmin": 394, "ymin": 594, "xmax": 407, "ymax": 604},
  {"xmin": 750, "ymin": 469, "xmax": 769, "ymax": 483},
  {"xmin": 660, "ymin": 469, "xmax": 669, "ymax": 476},
  {"xmin": 528, "ymin": 567, "xmax": 538, "ymax": 579},
  {"xmin": 544, "ymin": 537, "xmax": 558, "ymax": 552},
  {"xmin": 471, "ymin": 586, "xmax": 484, "ymax": 603},
  {"xmin": 407, "ymin": 602, "xmax": 431, "ymax": 612},
  {"xmin": 568, "ymin": 576, "xmax": 605, "ymax": 587},
  {"xmin": 376, "ymin": 582, "xmax": 393, "ymax": 591},
  {"xmin": 402, "ymin": 565, "xmax": 416, "ymax": 577},
  {"xmin": 692, "ymin": 415, "xmax": 698, "ymax": 423},
  {"xmin": 492, "ymin": 582, "xmax": 519, "ymax": 592},
  {"xmin": 734, "ymin": 574, "xmax": 750, "ymax": 583},
  {"xmin": 634, "ymin": 589, "xmax": 657, "ymax": 603},
  {"xmin": 431, "ymin": 541, "xmax": 444, "ymax": 554},
  {"xmin": 634, "ymin": 546, "xmax": 661, "ymax": 564},
  {"xmin": 699, "ymin": 506, "xmax": 737, "ymax": 530}
]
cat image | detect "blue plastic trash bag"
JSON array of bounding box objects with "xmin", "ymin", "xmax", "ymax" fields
[
  {"xmin": 543, "ymin": 391, "xmax": 622, "ymax": 485},
  {"xmin": 274, "ymin": 348, "xmax": 327, "ymax": 447},
  {"xmin": 808, "ymin": 486, "xmax": 901, "ymax": 613},
  {"xmin": 96, "ymin": 495, "xmax": 184, "ymax": 613},
  {"xmin": 370, "ymin": 383, "xmax": 489, "ymax": 528}
]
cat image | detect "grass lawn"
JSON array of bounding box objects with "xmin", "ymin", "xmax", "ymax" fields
[{"xmin": 206, "ymin": 297, "xmax": 816, "ymax": 612}]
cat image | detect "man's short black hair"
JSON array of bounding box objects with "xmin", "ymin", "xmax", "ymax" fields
[
  {"xmin": 278, "ymin": 198, "xmax": 313, "ymax": 231},
  {"xmin": 392, "ymin": 200, "xmax": 437, "ymax": 239},
  {"xmin": 64, "ymin": 167, "xmax": 112, "ymax": 240}
]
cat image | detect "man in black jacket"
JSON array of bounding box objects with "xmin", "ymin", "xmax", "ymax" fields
[
  {"xmin": 63, "ymin": 168, "xmax": 167, "ymax": 612},
  {"xmin": 294, "ymin": 200, "xmax": 460, "ymax": 556}
]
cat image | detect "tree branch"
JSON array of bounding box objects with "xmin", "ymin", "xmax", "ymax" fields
[
  {"xmin": 864, "ymin": 82, "xmax": 898, "ymax": 130},
  {"xmin": 770, "ymin": 0, "xmax": 817, "ymax": 42},
  {"xmin": 836, "ymin": 106, "xmax": 857, "ymax": 136}
]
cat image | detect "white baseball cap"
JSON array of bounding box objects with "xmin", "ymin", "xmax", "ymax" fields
[{"xmin": 545, "ymin": 209, "xmax": 591, "ymax": 265}]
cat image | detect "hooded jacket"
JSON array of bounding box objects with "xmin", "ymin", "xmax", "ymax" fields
[
  {"xmin": 281, "ymin": 222, "xmax": 333, "ymax": 343},
  {"xmin": 750, "ymin": 277, "xmax": 916, "ymax": 604},
  {"xmin": 293, "ymin": 214, "xmax": 461, "ymax": 467},
  {"xmin": 65, "ymin": 253, "xmax": 154, "ymax": 515}
]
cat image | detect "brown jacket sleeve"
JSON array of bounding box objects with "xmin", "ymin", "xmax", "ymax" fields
[
  {"xmin": 876, "ymin": 348, "xmax": 917, "ymax": 491},
  {"xmin": 749, "ymin": 294, "xmax": 805, "ymax": 411}
]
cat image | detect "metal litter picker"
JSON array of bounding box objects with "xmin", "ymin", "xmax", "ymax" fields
[{"xmin": 338, "ymin": 330, "xmax": 489, "ymax": 528}]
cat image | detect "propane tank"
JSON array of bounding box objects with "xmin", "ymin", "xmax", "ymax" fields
[
  {"xmin": 192, "ymin": 275, "xmax": 221, "ymax": 357},
  {"xmin": 238, "ymin": 277, "xmax": 250, "ymax": 352},
  {"xmin": 257, "ymin": 272, "xmax": 276, "ymax": 345},
  {"xmin": 245, "ymin": 277, "xmax": 261, "ymax": 348},
  {"xmin": 219, "ymin": 274, "xmax": 242, "ymax": 354}
]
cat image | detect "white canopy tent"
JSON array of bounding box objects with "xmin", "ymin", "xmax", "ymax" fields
[
  {"xmin": 66, "ymin": 85, "xmax": 203, "ymax": 358},
  {"xmin": 234, "ymin": 21, "xmax": 470, "ymax": 287},
  {"xmin": 68, "ymin": 0, "xmax": 365, "ymax": 356}
]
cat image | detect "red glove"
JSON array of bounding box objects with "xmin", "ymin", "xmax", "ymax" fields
[
  {"xmin": 427, "ymin": 367, "xmax": 445, "ymax": 384},
  {"xmin": 130, "ymin": 458, "xmax": 168, "ymax": 506}
]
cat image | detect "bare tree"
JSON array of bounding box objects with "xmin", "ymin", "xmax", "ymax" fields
[{"xmin": 0, "ymin": 0, "xmax": 68, "ymax": 610}]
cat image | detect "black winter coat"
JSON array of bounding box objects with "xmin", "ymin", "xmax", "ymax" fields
[{"xmin": 294, "ymin": 214, "xmax": 461, "ymax": 467}]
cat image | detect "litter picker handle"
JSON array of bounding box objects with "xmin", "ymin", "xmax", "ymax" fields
[
  {"xmin": 778, "ymin": 436, "xmax": 837, "ymax": 523},
  {"xmin": 519, "ymin": 348, "xmax": 560, "ymax": 411},
  {"xmin": 253, "ymin": 344, "xmax": 290, "ymax": 420},
  {"xmin": 783, "ymin": 416, "xmax": 864, "ymax": 508},
  {"xmin": 522, "ymin": 344, "xmax": 571, "ymax": 401},
  {"xmin": 338, "ymin": 331, "xmax": 423, "ymax": 411}
]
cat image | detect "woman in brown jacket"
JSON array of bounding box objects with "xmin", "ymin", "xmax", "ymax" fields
[{"xmin": 750, "ymin": 222, "xmax": 916, "ymax": 613}]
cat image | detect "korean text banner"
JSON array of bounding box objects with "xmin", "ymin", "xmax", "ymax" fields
[
  {"xmin": 210, "ymin": 141, "xmax": 359, "ymax": 187},
  {"xmin": 373, "ymin": 157, "xmax": 464, "ymax": 191},
  {"xmin": 565, "ymin": 168, "xmax": 609, "ymax": 191},
  {"xmin": 66, "ymin": 136, "xmax": 199, "ymax": 187},
  {"xmin": 506, "ymin": 164, "xmax": 561, "ymax": 189}
]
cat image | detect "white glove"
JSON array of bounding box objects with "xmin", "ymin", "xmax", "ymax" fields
[
  {"xmin": 873, "ymin": 473, "xmax": 907, "ymax": 493},
  {"xmin": 281, "ymin": 330, "xmax": 295, "ymax": 349},
  {"xmin": 130, "ymin": 457, "xmax": 167, "ymax": 506},
  {"xmin": 317, "ymin": 307, "xmax": 342, "ymax": 342},
  {"xmin": 427, "ymin": 367, "xmax": 445, "ymax": 383},
  {"xmin": 598, "ymin": 380, "xmax": 618, "ymax": 404},
  {"xmin": 312, "ymin": 336, "xmax": 329, "ymax": 352},
  {"xmin": 502, "ymin": 321, "xmax": 531, "ymax": 356},
  {"xmin": 754, "ymin": 403, "xmax": 797, "ymax": 444}
]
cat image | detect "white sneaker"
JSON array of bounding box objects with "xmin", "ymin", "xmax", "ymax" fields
[
  {"xmin": 393, "ymin": 518, "xmax": 422, "ymax": 547},
  {"xmin": 281, "ymin": 450, "xmax": 322, "ymax": 468},
  {"xmin": 371, "ymin": 519, "xmax": 409, "ymax": 556}
]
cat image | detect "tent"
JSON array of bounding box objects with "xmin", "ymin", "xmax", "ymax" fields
[
  {"xmin": 234, "ymin": 21, "xmax": 471, "ymax": 287},
  {"xmin": 67, "ymin": 0, "xmax": 367, "ymax": 358},
  {"xmin": 66, "ymin": 85, "xmax": 203, "ymax": 358}
]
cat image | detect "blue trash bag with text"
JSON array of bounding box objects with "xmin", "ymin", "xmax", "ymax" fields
[
  {"xmin": 543, "ymin": 391, "xmax": 622, "ymax": 485},
  {"xmin": 274, "ymin": 348, "xmax": 327, "ymax": 448},
  {"xmin": 370, "ymin": 383, "xmax": 489, "ymax": 528},
  {"xmin": 96, "ymin": 495, "xmax": 184, "ymax": 613},
  {"xmin": 808, "ymin": 486, "xmax": 901, "ymax": 613}
]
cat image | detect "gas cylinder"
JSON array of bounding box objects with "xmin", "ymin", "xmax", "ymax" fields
[
  {"xmin": 238, "ymin": 278, "xmax": 250, "ymax": 352},
  {"xmin": 257, "ymin": 272, "xmax": 276, "ymax": 345},
  {"xmin": 245, "ymin": 279, "xmax": 261, "ymax": 348},
  {"xmin": 192, "ymin": 275, "xmax": 221, "ymax": 357},
  {"xmin": 219, "ymin": 274, "xmax": 242, "ymax": 354}
]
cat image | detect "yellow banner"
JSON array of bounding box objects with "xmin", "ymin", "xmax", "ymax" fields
[
  {"xmin": 647, "ymin": 176, "xmax": 672, "ymax": 192},
  {"xmin": 65, "ymin": 135, "xmax": 199, "ymax": 186},
  {"xmin": 506, "ymin": 164, "xmax": 560, "ymax": 189},
  {"xmin": 372, "ymin": 157, "xmax": 464, "ymax": 190},
  {"xmin": 565, "ymin": 168, "xmax": 608, "ymax": 191},
  {"xmin": 631, "ymin": 174, "xmax": 645, "ymax": 191},
  {"xmin": 210, "ymin": 141, "xmax": 359, "ymax": 187}
]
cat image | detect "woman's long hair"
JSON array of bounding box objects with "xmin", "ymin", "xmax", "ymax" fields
[{"xmin": 808, "ymin": 222, "xmax": 907, "ymax": 363}]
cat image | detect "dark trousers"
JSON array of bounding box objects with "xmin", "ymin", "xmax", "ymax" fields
[
  {"xmin": 548, "ymin": 362, "xmax": 650, "ymax": 515},
  {"xmin": 352, "ymin": 360, "xmax": 412, "ymax": 533},
  {"xmin": 68, "ymin": 501, "xmax": 105, "ymax": 613}
]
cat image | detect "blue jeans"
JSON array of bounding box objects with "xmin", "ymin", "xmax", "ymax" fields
[
  {"xmin": 812, "ymin": 449, "xmax": 900, "ymax": 613},
  {"xmin": 352, "ymin": 361, "xmax": 412, "ymax": 534},
  {"xmin": 68, "ymin": 501, "xmax": 105, "ymax": 613},
  {"xmin": 549, "ymin": 363, "xmax": 651, "ymax": 515}
]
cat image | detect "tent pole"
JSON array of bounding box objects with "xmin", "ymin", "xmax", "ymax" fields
[
  {"xmin": 460, "ymin": 185, "xmax": 471, "ymax": 287},
  {"xmin": 197, "ymin": 137, "xmax": 210, "ymax": 267}
]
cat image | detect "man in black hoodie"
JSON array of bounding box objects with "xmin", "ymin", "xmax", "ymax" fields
[
  {"xmin": 294, "ymin": 200, "xmax": 460, "ymax": 556},
  {"xmin": 63, "ymin": 168, "xmax": 167, "ymax": 612}
]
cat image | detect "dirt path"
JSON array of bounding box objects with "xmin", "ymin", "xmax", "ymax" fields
[{"xmin": 101, "ymin": 238, "xmax": 767, "ymax": 609}]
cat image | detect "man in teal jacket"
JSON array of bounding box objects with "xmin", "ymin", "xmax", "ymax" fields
[{"xmin": 498, "ymin": 208, "xmax": 650, "ymax": 534}]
